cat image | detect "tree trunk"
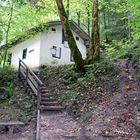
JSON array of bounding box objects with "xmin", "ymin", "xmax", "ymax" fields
[
  {"xmin": 55, "ymin": 0, "xmax": 85, "ymax": 72},
  {"xmin": 66, "ymin": 0, "xmax": 70, "ymax": 18},
  {"xmin": 103, "ymin": 8, "xmax": 108, "ymax": 43},
  {"xmin": 91, "ymin": 0, "xmax": 100, "ymax": 60},
  {"xmin": 76, "ymin": 11, "xmax": 81, "ymax": 27},
  {"xmin": 2, "ymin": 0, "xmax": 14, "ymax": 67},
  {"xmin": 87, "ymin": 4, "xmax": 90, "ymax": 36},
  {"xmin": 87, "ymin": 0, "xmax": 100, "ymax": 63}
]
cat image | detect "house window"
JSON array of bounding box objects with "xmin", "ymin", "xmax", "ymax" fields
[
  {"xmin": 51, "ymin": 28, "xmax": 56, "ymax": 32},
  {"xmin": 8, "ymin": 53, "xmax": 12, "ymax": 65},
  {"xmin": 51, "ymin": 46, "xmax": 61, "ymax": 59},
  {"xmin": 76, "ymin": 36, "xmax": 79, "ymax": 41},
  {"xmin": 22, "ymin": 48, "xmax": 27, "ymax": 59},
  {"xmin": 62, "ymin": 29, "xmax": 67, "ymax": 44}
]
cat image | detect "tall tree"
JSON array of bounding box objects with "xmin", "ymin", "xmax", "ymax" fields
[
  {"xmin": 92, "ymin": 0, "xmax": 100, "ymax": 60},
  {"xmin": 87, "ymin": 0, "xmax": 100, "ymax": 63},
  {"xmin": 66, "ymin": 0, "xmax": 70, "ymax": 18},
  {"xmin": 0, "ymin": 0, "xmax": 14, "ymax": 67},
  {"xmin": 55, "ymin": 0, "xmax": 85, "ymax": 72}
]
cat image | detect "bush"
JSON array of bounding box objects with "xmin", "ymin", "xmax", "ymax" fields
[
  {"xmin": 0, "ymin": 66, "xmax": 16, "ymax": 86},
  {"xmin": 0, "ymin": 67, "xmax": 16, "ymax": 100}
]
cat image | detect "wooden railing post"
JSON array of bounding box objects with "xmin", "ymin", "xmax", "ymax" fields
[
  {"xmin": 36, "ymin": 84, "xmax": 41, "ymax": 140},
  {"xmin": 25, "ymin": 67, "xmax": 29, "ymax": 93},
  {"xmin": 18, "ymin": 59, "xmax": 21, "ymax": 78}
]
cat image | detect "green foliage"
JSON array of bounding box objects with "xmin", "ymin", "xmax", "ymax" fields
[
  {"xmin": 0, "ymin": 66, "xmax": 16, "ymax": 86},
  {"xmin": 84, "ymin": 69, "xmax": 96, "ymax": 80},
  {"xmin": 76, "ymin": 77, "xmax": 87, "ymax": 87},
  {"xmin": 0, "ymin": 82, "xmax": 14, "ymax": 101},
  {"xmin": 63, "ymin": 65, "xmax": 83, "ymax": 84},
  {"xmin": 131, "ymin": 46, "xmax": 140, "ymax": 76},
  {"xmin": 0, "ymin": 66, "xmax": 15, "ymax": 100},
  {"xmin": 24, "ymin": 102, "xmax": 32, "ymax": 110},
  {"xmin": 127, "ymin": 0, "xmax": 140, "ymax": 41},
  {"xmin": 5, "ymin": 82, "xmax": 14, "ymax": 98},
  {"xmin": 105, "ymin": 41, "xmax": 132, "ymax": 61},
  {"xmin": 40, "ymin": 65, "xmax": 64, "ymax": 81},
  {"xmin": 59, "ymin": 89, "xmax": 79, "ymax": 103}
]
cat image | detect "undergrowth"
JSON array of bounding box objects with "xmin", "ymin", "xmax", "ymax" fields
[
  {"xmin": 0, "ymin": 67, "xmax": 16, "ymax": 101},
  {"xmin": 105, "ymin": 40, "xmax": 140, "ymax": 76},
  {"xmin": 40, "ymin": 61, "xmax": 120, "ymax": 120},
  {"xmin": 0, "ymin": 66, "xmax": 34, "ymax": 122}
]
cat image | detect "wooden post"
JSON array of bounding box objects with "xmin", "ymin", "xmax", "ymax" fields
[
  {"xmin": 25, "ymin": 68, "xmax": 29, "ymax": 93},
  {"xmin": 36, "ymin": 109, "xmax": 40, "ymax": 140},
  {"xmin": 36, "ymin": 84, "xmax": 41, "ymax": 140},
  {"xmin": 18, "ymin": 59, "xmax": 21, "ymax": 78}
]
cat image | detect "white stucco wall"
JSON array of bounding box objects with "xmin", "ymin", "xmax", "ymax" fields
[
  {"xmin": 40, "ymin": 25, "xmax": 87, "ymax": 66},
  {"xmin": 9, "ymin": 34, "xmax": 41, "ymax": 69}
]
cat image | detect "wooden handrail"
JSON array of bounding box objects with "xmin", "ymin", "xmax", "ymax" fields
[
  {"xmin": 18, "ymin": 59, "xmax": 43, "ymax": 140},
  {"xmin": 19, "ymin": 59, "xmax": 43, "ymax": 85}
]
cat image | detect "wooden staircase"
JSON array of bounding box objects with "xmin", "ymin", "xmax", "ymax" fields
[
  {"xmin": 18, "ymin": 59, "xmax": 64, "ymax": 112},
  {"xmin": 40, "ymin": 85, "xmax": 64, "ymax": 111}
]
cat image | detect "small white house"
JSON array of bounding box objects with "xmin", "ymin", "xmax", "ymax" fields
[{"xmin": 8, "ymin": 21, "xmax": 89, "ymax": 69}]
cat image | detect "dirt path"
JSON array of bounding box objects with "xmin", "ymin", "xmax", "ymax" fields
[
  {"xmin": 84, "ymin": 59, "xmax": 140, "ymax": 140},
  {"xmin": 40, "ymin": 111, "xmax": 88, "ymax": 140}
]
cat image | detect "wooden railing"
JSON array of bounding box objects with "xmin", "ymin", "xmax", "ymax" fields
[
  {"xmin": 18, "ymin": 59, "xmax": 43, "ymax": 95},
  {"xmin": 18, "ymin": 59, "xmax": 43, "ymax": 140}
]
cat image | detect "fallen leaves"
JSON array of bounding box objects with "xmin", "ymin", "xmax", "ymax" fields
[
  {"xmin": 126, "ymin": 85, "xmax": 132, "ymax": 91},
  {"xmin": 128, "ymin": 75, "xmax": 133, "ymax": 80}
]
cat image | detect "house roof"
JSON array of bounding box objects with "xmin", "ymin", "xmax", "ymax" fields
[
  {"xmin": 0, "ymin": 20, "xmax": 90, "ymax": 49},
  {"xmin": 47, "ymin": 20, "xmax": 90, "ymax": 44}
]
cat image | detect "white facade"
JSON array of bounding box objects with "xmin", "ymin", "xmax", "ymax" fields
[
  {"xmin": 9, "ymin": 24, "xmax": 87, "ymax": 69},
  {"xmin": 9, "ymin": 34, "xmax": 41, "ymax": 69}
]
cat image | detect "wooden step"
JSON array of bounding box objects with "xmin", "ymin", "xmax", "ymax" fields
[
  {"xmin": 41, "ymin": 94, "xmax": 52, "ymax": 97},
  {"xmin": 41, "ymin": 101, "xmax": 60, "ymax": 106},
  {"xmin": 40, "ymin": 105, "xmax": 64, "ymax": 111},
  {"xmin": 41, "ymin": 97, "xmax": 56, "ymax": 102},
  {"xmin": 40, "ymin": 86, "xmax": 47, "ymax": 90},
  {"xmin": 41, "ymin": 91, "xmax": 50, "ymax": 94},
  {"xmin": 40, "ymin": 89, "xmax": 49, "ymax": 93}
]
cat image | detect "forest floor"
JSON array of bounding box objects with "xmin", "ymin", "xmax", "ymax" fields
[
  {"xmin": 83, "ymin": 59, "xmax": 140, "ymax": 139},
  {"xmin": 39, "ymin": 58, "xmax": 140, "ymax": 140},
  {"xmin": 0, "ymin": 58, "xmax": 140, "ymax": 140}
]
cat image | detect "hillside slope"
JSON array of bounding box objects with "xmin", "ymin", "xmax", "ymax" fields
[{"xmin": 40, "ymin": 58, "xmax": 140, "ymax": 139}]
